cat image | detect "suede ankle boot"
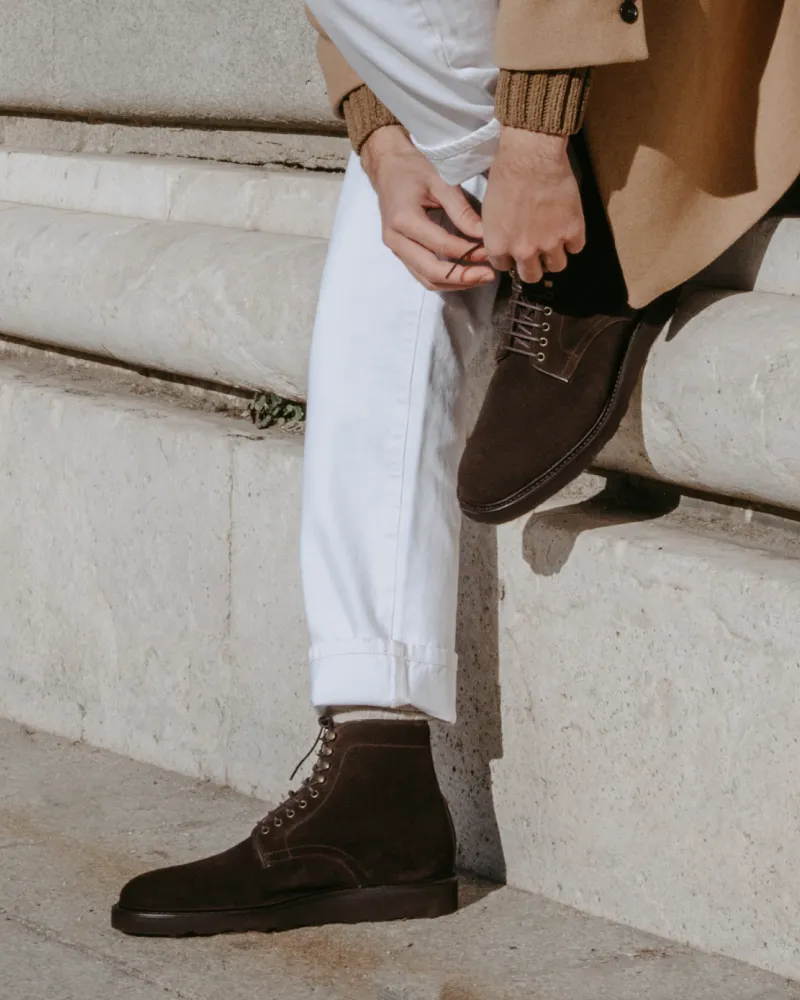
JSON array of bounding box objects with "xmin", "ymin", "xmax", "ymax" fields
[
  {"xmin": 111, "ymin": 717, "xmax": 457, "ymax": 936},
  {"xmin": 457, "ymin": 272, "xmax": 677, "ymax": 524}
]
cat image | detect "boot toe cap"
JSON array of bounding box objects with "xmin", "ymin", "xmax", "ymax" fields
[
  {"xmin": 117, "ymin": 837, "xmax": 259, "ymax": 913},
  {"xmin": 118, "ymin": 863, "xmax": 194, "ymax": 912}
]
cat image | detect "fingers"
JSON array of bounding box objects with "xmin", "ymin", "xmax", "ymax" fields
[
  {"xmin": 564, "ymin": 226, "xmax": 587, "ymax": 255},
  {"xmin": 391, "ymin": 235, "xmax": 496, "ymax": 291},
  {"xmin": 487, "ymin": 253, "xmax": 514, "ymax": 273},
  {"xmin": 499, "ymin": 240, "xmax": 574, "ymax": 284},
  {"xmin": 393, "ymin": 210, "xmax": 490, "ymax": 264},
  {"xmin": 540, "ymin": 245, "xmax": 568, "ymax": 274},
  {"xmin": 431, "ymin": 179, "xmax": 484, "ymax": 241},
  {"xmin": 516, "ymin": 256, "xmax": 544, "ymax": 284}
]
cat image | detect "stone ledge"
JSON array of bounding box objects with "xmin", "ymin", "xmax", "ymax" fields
[
  {"xmin": 599, "ymin": 288, "xmax": 800, "ymax": 511},
  {"xmin": 492, "ymin": 476, "xmax": 800, "ymax": 978},
  {"xmin": 0, "ymin": 116, "xmax": 351, "ymax": 172},
  {"xmin": 0, "ymin": 202, "xmax": 327, "ymax": 396},
  {"xmin": 0, "ymin": 150, "xmax": 344, "ymax": 239},
  {"xmin": 0, "ymin": 355, "xmax": 317, "ymax": 788}
]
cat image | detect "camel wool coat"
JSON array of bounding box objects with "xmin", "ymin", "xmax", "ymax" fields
[{"xmin": 312, "ymin": 1, "xmax": 800, "ymax": 308}]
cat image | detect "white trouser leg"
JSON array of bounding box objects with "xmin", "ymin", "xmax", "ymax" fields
[
  {"xmin": 306, "ymin": 0, "xmax": 500, "ymax": 184},
  {"xmin": 301, "ymin": 155, "xmax": 498, "ymax": 723}
]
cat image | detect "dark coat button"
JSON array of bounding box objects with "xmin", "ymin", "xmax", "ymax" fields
[{"xmin": 619, "ymin": 1, "xmax": 639, "ymax": 23}]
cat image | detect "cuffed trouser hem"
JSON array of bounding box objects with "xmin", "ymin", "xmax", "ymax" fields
[
  {"xmin": 412, "ymin": 118, "xmax": 501, "ymax": 185},
  {"xmin": 309, "ymin": 639, "xmax": 458, "ymax": 724}
]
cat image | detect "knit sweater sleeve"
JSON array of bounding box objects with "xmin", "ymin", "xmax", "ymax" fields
[
  {"xmin": 341, "ymin": 86, "xmax": 404, "ymax": 153},
  {"xmin": 342, "ymin": 68, "xmax": 591, "ymax": 153},
  {"xmin": 495, "ymin": 68, "xmax": 592, "ymax": 133}
]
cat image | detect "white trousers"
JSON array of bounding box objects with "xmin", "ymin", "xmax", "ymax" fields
[{"xmin": 301, "ymin": 0, "xmax": 502, "ymax": 722}]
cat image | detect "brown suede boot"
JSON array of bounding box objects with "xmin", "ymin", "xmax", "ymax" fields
[
  {"xmin": 111, "ymin": 718, "xmax": 457, "ymax": 936},
  {"xmin": 457, "ymin": 273, "xmax": 674, "ymax": 524}
]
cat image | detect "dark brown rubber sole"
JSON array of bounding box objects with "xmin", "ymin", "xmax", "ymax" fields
[
  {"xmin": 110, "ymin": 876, "xmax": 459, "ymax": 937},
  {"xmin": 458, "ymin": 292, "xmax": 678, "ymax": 525}
]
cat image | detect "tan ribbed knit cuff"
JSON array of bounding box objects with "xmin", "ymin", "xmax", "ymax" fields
[
  {"xmin": 495, "ymin": 68, "xmax": 592, "ymax": 135},
  {"xmin": 342, "ymin": 85, "xmax": 403, "ymax": 154}
]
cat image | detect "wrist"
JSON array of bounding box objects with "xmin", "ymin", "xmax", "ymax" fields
[
  {"xmin": 361, "ymin": 125, "xmax": 414, "ymax": 179},
  {"xmin": 498, "ymin": 126, "xmax": 569, "ymax": 163}
]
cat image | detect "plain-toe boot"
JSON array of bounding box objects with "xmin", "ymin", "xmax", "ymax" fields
[
  {"xmin": 457, "ymin": 272, "xmax": 674, "ymax": 524},
  {"xmin": 111, "ymin": 717, "xmax": 457, "ymax": 936}
]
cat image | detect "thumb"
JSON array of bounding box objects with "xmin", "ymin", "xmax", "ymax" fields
[{"xmin": 432, "ymin": 179, "xmax": 484, "ymax": 241}]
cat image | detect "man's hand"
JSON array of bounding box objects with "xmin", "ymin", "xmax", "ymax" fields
[
  {"xmin": 361, "ymin": 126, "xmax": 495, "ymax": 292},
  {"xmin": 482, "ymin": 128, "xmax": 586, "ymax": 284}
]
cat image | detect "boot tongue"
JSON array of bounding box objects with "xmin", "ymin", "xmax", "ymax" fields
[
  {"xmin": 254, "ymin": 719, "xmax": 337, "ymax": 837},
  {"xmin": 519, "ymin": 251, "xmax": 632, "ymax": 319},
  {"xmin": 288, "ymin": 715, "xmax": 333, "ymax": 782},
  {"xmin": 520, "ymin": 273, "xmax": 616, "ymax": 319}
]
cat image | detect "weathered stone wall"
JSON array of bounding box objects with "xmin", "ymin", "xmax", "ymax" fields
[{"xmin": 0, "ymin": 1, "xmax": 335, "ymax": 129}]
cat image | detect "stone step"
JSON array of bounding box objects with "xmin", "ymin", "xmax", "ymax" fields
[
  {"xmin": 598, "ymin": 287, "xmax": 800, "ymax": 511},
  {"xmin": 0, "ymin": 351, "xmax": 316, "ymax": 787},
  {"xmin": 0, "ymin": 201, "xmax": 325, "ymax": 396},
  {"xmin": 3, "ymin": 350, "xmax": 800, "ymax": 978},
  {"xmin": 3, "ymin": 718, "xmax": 798, "ymax": 1000},
  {"xmin": 0, "ymin": 152, "xmax": 797, "ymax": 512},
  {"xmin": 0, "ymin": 149, "xmax": 343, "ymax": 239}
]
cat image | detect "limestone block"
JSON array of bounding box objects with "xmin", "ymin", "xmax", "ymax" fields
[
  {"xmin": 598, "ymin": 289, "xmax": 800, "ymax": 511},
  {"xmin": 0, "ymin": 356, "xmax": 315, "ymax": 784},
  {"xmin": 492, "ymin": 478, "xmax": 800, "ymax": 978},
  {"xmin": 0, "ymin": 0, "xmax": 336, "ymax": 128},
  {"xmin": 0, "ymin": 150, "xmax": 344, "ymax": 240},
  {"xmin": 0, "ymin": 202, "xmax": 326, "ymax": 395}
]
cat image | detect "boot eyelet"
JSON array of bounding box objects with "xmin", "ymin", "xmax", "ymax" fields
[
  {"xmin": 325, "ymin": 731, "xmax": 337, "ymax": 742},
  {"xmin": 259, "ymin": 824, "xmax": 270, "ymax": 835},
  {"xmin": 539, "ymin": 337, "xmax": 548, "ymax": 347},
  {"xmin": 544, "ymin": 307, "xmax": 553, "ymax": 316},
  {"xmin": 541, "ymin": 323, "xmax": 550, "ymax": 332},
  {"xmin": 274, "ymin": 818, "xmax": 283, "ymax": 827},
  {"xmin": 322, "ymin": 747, "xmax": 333, "ymax": 757},
  {"xmin": 317, "ymin": 776, "xmax": 326, "ymax": 785},
  {"xmin": 286, "ymin": 809, "xmax": 295, "ymax": 819},
  {"xmin": 298, "ymin": 800, "xmax": 308, "ymax": 809},
  {"xmin": 310, "ymin": 789, "xmax": 320, "ymax": 798},
  {"xmin": 536, "ymin": 353, "xmax": 546, "ymax": 362}
]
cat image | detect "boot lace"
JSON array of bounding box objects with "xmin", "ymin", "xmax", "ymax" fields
[
  {"xmin": 256, "ymin": 715, "xmax": 337, "ymax": 836},
  {"xmin": 502, "ymin": 270, "xmax": 555, "ymax": 362}
]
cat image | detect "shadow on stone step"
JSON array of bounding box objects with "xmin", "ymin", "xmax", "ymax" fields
[
  {"xmin": 432, "ymin": 516, "xmax": 506, "ymax": 886},
  {"xmin": 521, "ymin": 475, "xmax": 681, "ymax": 578}
]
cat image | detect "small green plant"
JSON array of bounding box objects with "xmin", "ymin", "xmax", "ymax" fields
[{"xmin": 248, "ymin": 391, "xmax": 306, "ymax": 429}]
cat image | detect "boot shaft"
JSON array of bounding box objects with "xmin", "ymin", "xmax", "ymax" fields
[{"xmin": 256, "ymin": 719, "xmax": 456, "ymax": 886}]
